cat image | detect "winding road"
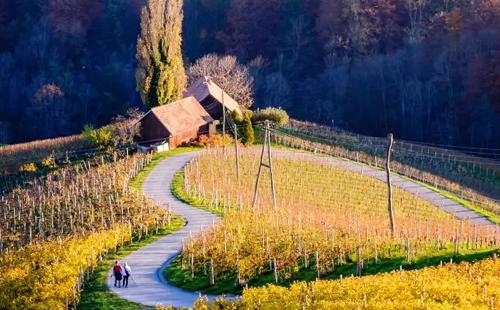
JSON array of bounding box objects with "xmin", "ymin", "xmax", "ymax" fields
[
  {"xmin": 107, "ymin": 152, "xmax": 220, "ymax": 308},
  {"xmin": 107, "ymin": 150, "xmax": 496, "ymax": 308}
]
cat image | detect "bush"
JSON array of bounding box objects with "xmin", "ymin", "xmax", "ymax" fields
[
  {"xmin": 19, "ymin": 162, "xmax": 37, "ymax": 173},
  {"xmin": 251, "ymin": 107, "xmax": 289, "ymax": 126},
  {"xmin": 242, "ymin": 111, "xmax": 255, "ymax": 145},
  {"xmin": 81, "ymin": 124, "xmax": 114, "ymax": 152},
  {"xmin": 196, "ymin": 134, "xmax": 232, "ymax": 147},
  {"xmin": 41, "ymin": 154, "xmax": 56, "ymax": 168}
]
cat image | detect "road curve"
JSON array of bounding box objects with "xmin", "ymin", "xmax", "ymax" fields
[
  {"xmin": 107, "ymin": 152, "xmax": 220, "ymax": 308},
  {"xmin": 106, "ymin": 149, "xmax": 496, "ymax": 308}
]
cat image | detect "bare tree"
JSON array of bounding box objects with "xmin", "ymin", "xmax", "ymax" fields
[{"xmin": 187, "ymin": 54, "xmax": 254, "ymax": 108}]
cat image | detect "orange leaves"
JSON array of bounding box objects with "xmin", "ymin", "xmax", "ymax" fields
[
  {"xmin": 34, "ymin": 83, "xmax": 64, "ymax": 103},
  {"xmin": 445, "ymin": 8, "xmax": 463, "ymax": 34}
]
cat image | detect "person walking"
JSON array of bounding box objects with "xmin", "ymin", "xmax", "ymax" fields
[
  {"xmin": 122, "ymin": 262, "xmax": 132, "ymax": 288},
  {"xmin": 112, "ymin": 261, "xmax": 123, "ymax": 288}
]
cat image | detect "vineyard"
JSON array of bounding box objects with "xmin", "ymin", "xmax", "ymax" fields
[
  {"xmin": 0, "ymin": 135, "xmax": 91, "ymax": 174},
  {"xmin": 211, "ymin": 257, "xmax": 500, "ymax": 309},
  {"xmin": 0, "ymin": 152, "xmax": 179, "ymax": 309},
  {"xmin": 271, "ymin": 121, "xmax": 500, "ymax": 219},
  {"xmin": 167, "ymin": 148, "xmax": 499, "ymax": 296}
]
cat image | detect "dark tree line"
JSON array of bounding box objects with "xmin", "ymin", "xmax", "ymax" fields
[
  {"xmin": 0, "ymin": 0, "xmax": 499, "ymax": 149},
  {"xmin": 183, "ymin": 0, "xmax": 500, "ymax": 148},
  {"xmin": 0, "ymin": 0, "xmax": 146, "ymax": 143}
]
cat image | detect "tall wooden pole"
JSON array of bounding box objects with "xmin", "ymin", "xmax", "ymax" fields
[
  {"xmin": 252, "ymin": 121, "xmax": 277, "ymax": 208},
  {"xmin": 386, "ymin": 133, "xmax": 395, "ymax": 237},
  {"xmin": 222, "ymin": 90, "xmax": 226, "ymax": 156},
  {"xmin": 234, "ymin": 124, "xmax": 240, "ymax": 183},
  {"xmin": 267, "ymin": 122, "xmax": 277, "ymax": 208},
  {"xmin": 252, "ymin": 124, "xmax": 267, "ymax": 208}
]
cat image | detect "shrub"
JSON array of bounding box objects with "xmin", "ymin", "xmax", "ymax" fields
[
  {"xmin": 232, "ymin": 110, "xmax": 243, "ymax": 123},
  {"xmin": 41, "ymin": 154, "xmax": 56, "ymax": 168},
  {"xmin": 81, "ymin": 124, "xmax": 114, "ymax": 152},
  {"xmin": 197, "ymin": 134, "xmax": 232, "ymax": 147},
  {"xmin": 251, "ymin": 107, "xmax": 289, "ymax": 126},
  {"xmin": 242, "ymin": 112, "xmax": 255, "ymax": 145},
  {"xmin": 19, "ymin": 162, "xmax": 37, "ymax": 173}
]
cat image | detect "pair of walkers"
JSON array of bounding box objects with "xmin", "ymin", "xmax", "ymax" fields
[{"xmin": 112, "ymin": 261, "xmax": 132, "ymax": 288}]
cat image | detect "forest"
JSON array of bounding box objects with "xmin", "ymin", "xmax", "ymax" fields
[{"xmin": 0, "ymin": 0, "xmax": 499, "ymax": 148}]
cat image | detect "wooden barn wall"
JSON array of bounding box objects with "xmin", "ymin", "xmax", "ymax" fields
[{"xmin": 139, "ymin": 113, "xmax": 170, "ymax": 143}]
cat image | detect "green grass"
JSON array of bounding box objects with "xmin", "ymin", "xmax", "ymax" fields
[
  {"xmin": 80, "ymin": 147, "xmax": 198, "ymax": 309},
  {"xmin": 171, "ymin": 169, "xmax": 226, "ymax": 217},
  {"xmin": 164, "ymin": 244, "xmax": 498, "ymax": 296},
  {"xmin": 79, "ymin": 217, "xmax": 185, "ymax": 310}
]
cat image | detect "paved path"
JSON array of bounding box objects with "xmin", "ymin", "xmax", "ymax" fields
[
  {"xmin": 107, "ymin": 152, "xmax": 220, "ymax": 308},
  {"xmin": 107, "ymin": 150, "xmax": 496, "ymax": 308}
]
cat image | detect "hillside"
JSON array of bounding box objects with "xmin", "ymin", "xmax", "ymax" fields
[
  {"xmin": 1, "ymin": 0, "xmax": 499, "ymax": 149},
  {"xmin": 0, "ymin": 0, "xmax": 499, "ymax": 309}
]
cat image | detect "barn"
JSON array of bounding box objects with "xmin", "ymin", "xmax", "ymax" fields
[
  {"xmin": 137, "ymin": 96, "xmax": 214, "ymax": 150},
  {"xmin": 184, "ymin": 76, "xmax": 242, "ymax": 120}
]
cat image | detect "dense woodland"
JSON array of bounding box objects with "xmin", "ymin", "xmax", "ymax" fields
[{"xmin": 0, "ymin": 0, "xmax": 499, "ymax": 148}]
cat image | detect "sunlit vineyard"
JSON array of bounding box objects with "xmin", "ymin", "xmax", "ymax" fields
[
  {"xmin": 0, "ymin": 153, "xmax": 178, "ymax": 309},
  {"xmin": 0, "ymin": 135, "xmax": 90, "ymax": 174},
  {"xmin": 233, "ymin": 258, "xmax": 500, "ymax": 309},
  {"xmin": 278, "ymin": 120, "xmax": 500, "ymax": 215},
  {"xmin": 177, "ymin": 148, "xmax": 498, "ymax": 287}
]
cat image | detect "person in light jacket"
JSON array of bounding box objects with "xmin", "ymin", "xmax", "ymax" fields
[{"xmin": 122, "ymin": 262, "xmax": 132, "ymax": 288}]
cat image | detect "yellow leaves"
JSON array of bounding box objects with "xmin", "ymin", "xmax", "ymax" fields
[
  {"xmin": 0, "ymin": 225, "xmax": 131, "ymax": 310},
  {"xmin": 240, "ymin": 259, "xmax": 500, "ymax": 309},
  {"xmin": 19, "ymin": 162, "xmax": 37, "ymax": 173}
]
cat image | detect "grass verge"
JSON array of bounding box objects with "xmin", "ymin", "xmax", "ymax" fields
[
  {"xmin": 171, "ymin": 169, "xmax": 226, "ymax": 216},
  {"xmin": 165, "ymin": 236, "xmax": 497, "ymax": 295},
  {"xmin": 400, "ymin": 176, "xmax": 500, "ymax": 225}
]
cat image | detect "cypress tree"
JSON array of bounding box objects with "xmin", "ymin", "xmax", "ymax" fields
[
  {"xmin": 136, "ymin": 0, "xmax": 187, "ymax": 109},
  {"xmin": 242, "ymin": 111, "xmax": 254, "ymax": 145}
]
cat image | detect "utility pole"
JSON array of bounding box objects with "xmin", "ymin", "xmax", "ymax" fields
[
  {"xmin": 386, "ymin": 133, "xmax": 395, "ymax": 237},
  {"xmin": 233, "ymin": 124, "xmax": 240, "ymax": 183},
  {"xmin": 252, "ymin": 121, "xmax": 277, "ymax": 208},
  {"xmin": 222, "ymin": 90, "xmax": 226, "ymax": 156}
]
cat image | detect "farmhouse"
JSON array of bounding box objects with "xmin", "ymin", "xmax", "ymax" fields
[
  {"xmin": 137, "ymin": 96, "xmax": 214, "ymax": 150},
  {"xmin": 137, "ymin": 78, "xmax": 243, "ymax": 151},
  {"xmin": 184, "ymin": 76, "xmax": 242, "ymax": 120}
]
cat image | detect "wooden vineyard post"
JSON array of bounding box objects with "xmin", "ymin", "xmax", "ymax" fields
[
  {"xmin": 222, "ymin": 90, "xmax": 226, "ymax": 156},
  {"xmin": 252, "ymin": 121, "xmax": 277, "ymax": 208},
  {"xmin": 386, "ymin": 133, "xmax": 396, "ymax": 237},
  {"xmin": 273, "ymin": 257, "xmax": 278, "ymax": 284},
  {"xmin": 210, "ymin": 258, "xmax": 215, "ymax": 285},
  {"xmin": 234, "ymin": 124, "xmax": 240, "ymax": 183}
]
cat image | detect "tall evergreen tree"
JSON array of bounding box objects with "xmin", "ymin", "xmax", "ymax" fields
[{"xmin": 136, "ymin": 0, "xmax": 186, "ymax": 109}]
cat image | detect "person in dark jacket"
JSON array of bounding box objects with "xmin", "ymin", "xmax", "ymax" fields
[{"xmin": 113, "ymin": 261, "xmax": 123, "ymax": 287}]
